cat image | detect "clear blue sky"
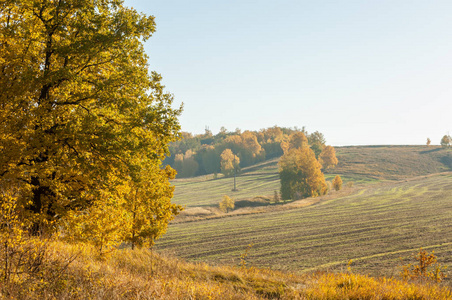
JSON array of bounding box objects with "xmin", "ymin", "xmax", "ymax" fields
[{"xmin": 124, "ymin": 0, "xmax": 451, "ymax": 146}]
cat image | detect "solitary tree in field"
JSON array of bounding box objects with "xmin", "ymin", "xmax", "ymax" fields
[
  {"xmin": 332, "ymin": 175, "xmax": 343, "ymax": 191},
  {"xmin": 0, "ymin": 0, "xmax": 182, "ymax": 249},
  {"xmin": 440, "ymin": 135, "xmax": 451, "ymax": 148},
  {"xmin": 279, "ymin": 148, "xmax": 327, "ymax": 200},
  {"xmin": 426, "ymin": 138, "xmax": 431, "ymax": 147},
  {"xmin": 319, "ymin": 146, "xmax": 339, "ymax": 170},
  {"xmin": 219, "ymin": 195, "xmax": 235, "ymax": 213}
]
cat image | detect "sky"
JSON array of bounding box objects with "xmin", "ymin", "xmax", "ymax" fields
[{"xmin": 123, "ymin": 0, "xmax": 451, "ymax": 146}]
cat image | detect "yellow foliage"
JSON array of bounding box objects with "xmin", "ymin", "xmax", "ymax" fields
[
  {"xmin": 288, "ymin": 132, "xmax": 309, "ymax": 151},
  {"xmin": 219, "ymin": 195, "xmax": 235, "ymax": 213},
  {"xmin": 332, "ymin": 175, "xmax": 343, "ymax": 191},
  {"xmin": 319, "ymin": 145, "xmax": 339, "ymax": 170},
  {"xmin": 279, "ymin": 147, "xmax": 327, "ymax": 200},
  {"xmin": 220, "ymin": 149, "xmax": 240, "ymax": 177},
  {"xmin": 305, "ymin": 272, "xmax": 451, "ymax": 300},
  {"xmin": 0, "ymin": 0, "xmax": 181, "ymax": 250},
  {"xmin": 401, "ymin": 248, "xmax": 447, "ymax": 283},
  {"xmin": 241, "ymin": 131, "xmax": 263, "ymax": 158}
]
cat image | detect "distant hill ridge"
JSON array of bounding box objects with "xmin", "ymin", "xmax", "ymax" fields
[
  {"xmin": 331, "ymin": 145, "xmax": 452, "ymax": 180},
  {"xmin": 238, "ymin": 145, "xmax": 452, "ymax": 180}
]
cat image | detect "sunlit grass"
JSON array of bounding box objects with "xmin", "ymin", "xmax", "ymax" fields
[{"xmin": 2, "ymin": 240, "xmax": 450, "ymax": 299}]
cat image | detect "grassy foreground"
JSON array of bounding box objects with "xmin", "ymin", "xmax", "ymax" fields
[{"xmin": 2, "ymin": 241, "xmax": 451, "ymax": 299}]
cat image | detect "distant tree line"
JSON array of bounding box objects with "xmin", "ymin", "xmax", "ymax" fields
[{"xmin": 164, "ymin": 126, "xmax": 328, "ymax": 178}]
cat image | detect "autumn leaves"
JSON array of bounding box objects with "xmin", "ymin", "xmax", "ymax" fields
[
  {"xmin": 279, "ymin": 132, "xmax": 338, "ymax": 200},
  {"xmin": 0, "ymin": 0, "xmax": 181, "ymax": 252}
]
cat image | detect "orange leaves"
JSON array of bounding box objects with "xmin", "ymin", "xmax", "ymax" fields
[
  {"xmin": 401, "ymin": 248, "xmax": 447, "ymax": 283},
  {"xmin": 279, "ymin": 147, "xmax": 327, "ymax": 200},
  {"xmin": 319, "ymin": 145, "xmax": 338, "ymax": 170}
]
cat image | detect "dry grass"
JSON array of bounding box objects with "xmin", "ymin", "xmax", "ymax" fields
[
  {"xmin": 1, "ymin": 240, "xmax": 450, "ymax": 299},
  {"xmin": 3, "ymin": 146, "xmax": 451, "ymax": 298}
]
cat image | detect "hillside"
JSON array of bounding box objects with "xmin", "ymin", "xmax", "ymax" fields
[
  {"xmin": 159, "ymin": 173, "xmax": 452, "ymax": 280},
  {"xmin": 171, "ymin": 145, "xmax": 452, "ymax": 209},
  {"xmin": 157, "ymin": 146, "xmax": 452, "ymax": 284},
  {"xmin": 332, "ymin": 145, "xmax": 452, "ymax": 180},
  {"xmin": 4, "ymin": 146, "xmax": 452, "ymax": 298},
  {"xmin": 4, "ymin": 241, "xmax": 450, "ymax": 299},
  {"xmin": 7, "ymin": 146, "xmax": 451, "ymax": 299}
]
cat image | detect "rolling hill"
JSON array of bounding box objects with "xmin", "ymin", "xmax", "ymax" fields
[
  {"xmin": 171, "ymin": 145, "xmax": 452, "ymax": 208},
  {"xmin": 157, "ymin": 145, "xmax": 452, "ymax": 284}
]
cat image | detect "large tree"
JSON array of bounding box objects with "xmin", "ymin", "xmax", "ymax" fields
[
  {"xmin": 279, "ymin": 148, "xmax": 327, "ymax": 200},
  {"xmin": 0, "ymin": 0, "xmax": 181, "ymax": 247}
]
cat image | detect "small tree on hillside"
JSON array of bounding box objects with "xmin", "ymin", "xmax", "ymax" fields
[
  {"xmin": 401, "ymin": 248, "xmax": 447, "ymax": 283},
  {"xmin": 440, "ymin": 135, "xmax": 451, "ymax": 148},
  {"xmin": 426, "ymin": 138, "xmax": 431, "ymax": 147},
  {"xmin": 332, "ymin": 175, "xmax": 343, "ymax": 191},
  {"xmin": 219, "ymin": 195, "xmax": 235, "ymax": 213}
]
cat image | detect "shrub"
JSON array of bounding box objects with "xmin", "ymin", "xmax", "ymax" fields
[
  {"xmin": 219, "ymin": 195, "xmax": 235, "ymax": 213},
  {"xmin": 400, "ymin": 248, "xmax": 447, "ymax": 283},
  {"xmin": 332, "ymin": 175, "xmax": 343, "ymax": 191}
]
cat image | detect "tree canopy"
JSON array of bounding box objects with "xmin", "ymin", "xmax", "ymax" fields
[
  {"xmin": 279, "ymin": 147, "xmax": 327, "ymax": 200},
  {"xmin": 165, "ymin": 126, "xmax": 326, "ymax": 178},
  {"xmin": 219, "ymin": 195, "xmax": 234, "ymax": 213},
  {"xmin": 441, "ymin": 135, "xmax": 451, "ymax": 148},
  {"xmin": 0, "ymin": 0, "xmax": 181, "ymax": 249},
  {"xmin": 220, "ymin": 149, "xmax": 240, "ymax": 177},
  {"xmin": 319, "ymin": 146, "xmax": 339, "ymax": 170}
]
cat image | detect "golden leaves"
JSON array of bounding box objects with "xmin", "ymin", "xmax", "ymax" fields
[{"xmin": 1, "ymin": 0, "xmax": 181, "ymax": 250}]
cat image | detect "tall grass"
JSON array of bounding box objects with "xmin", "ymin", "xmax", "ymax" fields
[{"xmin": 1, "ymin": 240, "xmax": 450, "ymax": 299}]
